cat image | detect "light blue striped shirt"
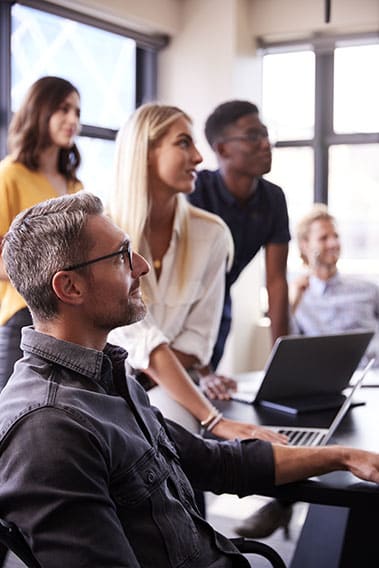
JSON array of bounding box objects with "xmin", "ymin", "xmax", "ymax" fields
[{"xmin": 292, "ymin": 273, "xmax": 379, "ymax": 367}]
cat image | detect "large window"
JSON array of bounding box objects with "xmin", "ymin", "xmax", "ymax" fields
[
  {"xmin": 0, "ymin": 0, "xmax": 167, "ymax": 204},
  {"xmin": 261, "ymin": 37, "xmax": 379, "ymax": 277}
]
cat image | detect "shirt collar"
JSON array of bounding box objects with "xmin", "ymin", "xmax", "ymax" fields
[
  {"xmin": 20, "ymin": 326, "xmax": 128, "ymax": 385},
  {"xmin": 309, "ymin": 272, "xmax": 341, "ymax": 295},
  {"xmin": 216, "ymin": 170, "xmax": 260, "ymax": 205},
  {"xmin": 172, "ymin": 195, "xmax": 184, "ymax": 238}
]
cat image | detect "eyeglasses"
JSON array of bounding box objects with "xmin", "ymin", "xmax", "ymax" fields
[
  {"xmin": 62, "ymin": 242, "xmax": 133, "ymax": 272},
  {"xmin": 222, "ymin": 128, "xmax": 269, "ymax": 144}
]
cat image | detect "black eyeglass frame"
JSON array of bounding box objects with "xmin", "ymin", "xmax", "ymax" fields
[
  {"xmin": 221, "ymin": 128, "xmax": 269, "ymax": 144},
  {"xmin": 61, "ymin": 242, "xmax": 133, "ymax": 272}
]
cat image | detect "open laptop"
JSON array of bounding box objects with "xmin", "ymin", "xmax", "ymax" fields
[
  {"xmin": 232, "ymin": 331, "xmax": 374, "ymax": 414},
  {"xmin": 265, "ymin": 358, "xmax": 375, "ymax": 446}
]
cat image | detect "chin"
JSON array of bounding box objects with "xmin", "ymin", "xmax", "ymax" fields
[{"xmin": 260, "ymin": 161, "xmax": 272, "ymax": 175}]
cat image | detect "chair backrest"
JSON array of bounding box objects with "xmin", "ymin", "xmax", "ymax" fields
[
  {"xmin": 0, "ymin": 518, "xmax": 286, "ymax": 567},
  {"xmin": 0, "ymin": 518, "xmax": 41, "ymax": 568},
  {"xmin": 231, "ymin": 537, "xmax": 287, "ymax": 568}
]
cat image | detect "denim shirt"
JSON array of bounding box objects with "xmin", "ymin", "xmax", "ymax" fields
[{"xmin": 0, "ymin": 327, "xmax": 274, "ymax": 567}]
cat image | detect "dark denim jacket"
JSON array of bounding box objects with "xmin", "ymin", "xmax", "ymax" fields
[{"xmin": 0, "ymin": 327, "xmax": 274, "ymax": 567}]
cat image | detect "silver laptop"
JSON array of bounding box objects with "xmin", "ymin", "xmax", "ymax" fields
[
  {"xmin": 265, "ymin": 358, "xmax": 375, "ymax": 446},
  {"xmin": 232, "ymin": 331, "xmax": 374, "ymax": 414}
]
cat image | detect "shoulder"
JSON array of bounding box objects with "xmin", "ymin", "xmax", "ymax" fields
[
  {"xmin": 259, "ymin": 177, "xmax": 286, "ymax": 199},
  {"xmin": 339, "ymin": 274, "xmax": 379, "ymax": 293},
  {"xmin": 196, "ymin": 169, "xmax": 218, "ymax": 184},
  {"xmin": 188, "ymin": 202, "xmax": 230, "ymax": 235},
  {"xmin": 192, "ymin": 169, "xmax": 219, "ymax": 195},
  {"xmin": 0, "ymin": 156, "xmax": 29, "ymax": 180},
  {"xmin": 187, "ymin": 203, "xmax": 233, "ymax": 266},
  {"xmin": 68, "ymin": 179, "xmax": 84, "ymax": 193}
]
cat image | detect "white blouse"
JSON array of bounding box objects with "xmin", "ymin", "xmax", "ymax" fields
[{"xmin": 109, "ymin": 200, "xmax": 232, "ymax": 369}]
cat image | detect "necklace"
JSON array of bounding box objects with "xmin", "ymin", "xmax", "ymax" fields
[{"xmin": 153, "ymin": 259, "xmax": 161, "ymax": 270}]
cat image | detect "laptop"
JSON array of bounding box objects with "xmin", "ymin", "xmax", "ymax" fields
[
  {"xmin": 265, "ymin": 358, "xmax": 375, "ymax": 446},
  {"xmin": 232, "ymin": 331, "xmax": 374, "ymax": 414}
]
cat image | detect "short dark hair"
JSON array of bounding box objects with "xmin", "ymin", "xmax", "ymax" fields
[
  {"xmin": 8, "ymin": 76, "xmax": 81, "ymax": 182},
  {"xmin": 2, "ymin": 192, "xmax": 103, "ymax": 321},
  {"xmin": 204, "ymin": 100, "xmax": 259, "ymax": 147}
]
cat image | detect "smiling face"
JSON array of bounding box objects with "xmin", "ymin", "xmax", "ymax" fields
[
  {"xmin": 218, "ymin": 112, "xmax": 272, "ymax": 177},
  {"xmin": 148, "ymin": 116, "xmax": 203, "ymax": 196},
  {"xmin": 301, "ymin": 218, "xmax": 341, "ymax": 271},
  {"xmin": 48, "ymin": 91, "xmax": 81, "ymax": 149},
  {"xmin": 80, "ymin": 214, "xmax": 150, "ymax": 332}
]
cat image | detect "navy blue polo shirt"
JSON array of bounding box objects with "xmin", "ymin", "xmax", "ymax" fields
[{"xmin": 189, "ymin": 169, "xmax": 291, "ymax": 368}]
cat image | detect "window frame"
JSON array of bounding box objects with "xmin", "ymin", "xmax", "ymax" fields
[
  {"xmin": 259, "ymin": 32, "xmax": 379, "ymax": 204},
  {"xmin": 0, "ymin": 0, "xmax": 169, "ymax": 158}
]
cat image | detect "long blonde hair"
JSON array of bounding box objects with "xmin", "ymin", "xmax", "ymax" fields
[
  {"xmin": 109, "ymin": 103, "xmax": 233, "ymax": 291},
  {"xmin": 110, "ymin": 103, "xmax": 190, "ymax": 251}
]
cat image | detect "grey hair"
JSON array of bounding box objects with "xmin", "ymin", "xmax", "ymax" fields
[{"xmin": 2, "ymin": 191, "xmax": 103, "ymax": 321}]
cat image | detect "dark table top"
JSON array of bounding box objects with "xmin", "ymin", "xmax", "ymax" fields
[{"xmin": 214, "ymin": 373, "xmax": 379, "ymax": 508}]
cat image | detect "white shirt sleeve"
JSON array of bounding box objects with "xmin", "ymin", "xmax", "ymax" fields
[{"xmin": 108, "ymin": 311, "xmax": 169, "ymax": 370}]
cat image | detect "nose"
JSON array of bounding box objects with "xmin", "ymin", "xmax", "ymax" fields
[
  {"xmin": 68, "ymin": 108, "xmax": 80, "ymax": 130},
  {"xmin": 192, "ymin": 145, "xmax": 203, "ymax": 165},
  {"xmin": 327, "ymin": 235, "xmax": 340, "ymax": 247},
  {"xmin": 131, "ymin": 251, "xmax": 150, "ymax": 277},
  {"xmin": 260, "ymin": 135, "xmax": 271, "ymax": 149}
]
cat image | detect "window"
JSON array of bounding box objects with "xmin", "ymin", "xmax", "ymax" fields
[
  {"xmin": 0, "ymin": 0, "xmax": 167, "ymax": 204},
  {"xmin": 261, "ymin": 36, "xmax": 379, "ymax": 277}
]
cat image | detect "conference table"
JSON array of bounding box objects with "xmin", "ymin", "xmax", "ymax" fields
[{"xmin": 213, "ymin": 369, "xmax": 379, "ymax": 568}]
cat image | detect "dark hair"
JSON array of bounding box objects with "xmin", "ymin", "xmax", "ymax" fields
[
  {"xmin": 8, "ymin": 76, "xmax": 81, "ymax": 182},
  {"xmin": 204, "ymin": 100, "xmax": 259, "ymax": 147},
  {"xmin": 2, "ymin": 192, "xmax": 103, "ymax": 321}
]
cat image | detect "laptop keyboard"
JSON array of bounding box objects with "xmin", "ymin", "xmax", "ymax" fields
[{"xmin": 276, "ymin": 428, "xmax": 326, "ymax": 447}]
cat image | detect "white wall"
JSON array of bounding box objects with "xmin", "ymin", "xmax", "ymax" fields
[{"xmin": 158, "ymin": 0, "xmax": 263, "ymax": 167}]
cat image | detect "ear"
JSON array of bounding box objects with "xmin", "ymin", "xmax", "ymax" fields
[
  {"xmin": 51, "ymin": 271, "xmax": 86, "ymax": 306},
  {"xmin": 147, "ymin": 143, "xmax": 158, "ymax": 167},
  {"xmin": 299, "ymin": 238, "xmax": 310, "ymax": 266},
  {"xmin": 214, "ymin": 140, "xmax": 229, "ymax": 159}
]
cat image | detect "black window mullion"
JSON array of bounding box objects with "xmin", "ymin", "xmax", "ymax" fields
[
  {"xmin": 79, "ymin": 125, "xmax": 118, "ymax": 141},
  {"xmin": 136, "ymin": 47, "xmax": 158, "ymax": 108},
  {"xmin": 314, "ymin": 48, "xmax": 334, "ymax": 205}
]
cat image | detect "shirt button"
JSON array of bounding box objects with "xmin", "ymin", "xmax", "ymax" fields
[{"xmin": 146, "ymin": 471, "xmax": 155, "ymax": 483}]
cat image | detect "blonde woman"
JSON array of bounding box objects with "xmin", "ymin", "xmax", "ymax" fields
[{"xmin": 108, "ymin": 103, "xmax": 286, "ymax": 444}]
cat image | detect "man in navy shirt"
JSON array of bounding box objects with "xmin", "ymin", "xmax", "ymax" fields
[
  {"xmin": 189, "ymin": 100, "xmax": 291, "ymax": 536},
  {"xmin": 189, "ymin": 100, "xmax": 290, "ymax": 375}
]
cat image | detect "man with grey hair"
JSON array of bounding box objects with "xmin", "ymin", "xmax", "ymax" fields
[{"xmin": 1, "ymin": 191, "xmax": 379, "ymax": 567}]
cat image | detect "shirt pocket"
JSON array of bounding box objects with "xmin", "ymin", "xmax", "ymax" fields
[{"xmin": 111, "ymin": 443, "xmax": 201, "ymax": 567}]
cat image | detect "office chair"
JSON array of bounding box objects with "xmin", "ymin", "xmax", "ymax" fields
[
  {"xmin": 0, "ymin": 518, "xmax": 41, "ymax": 568},
  {"xmin": 231, "ymin": 537, "xmax": 287, "ymax": 567},
  {"xmin": 0, "ymin": 518, "xmax": 286, "ymax": 568}
]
